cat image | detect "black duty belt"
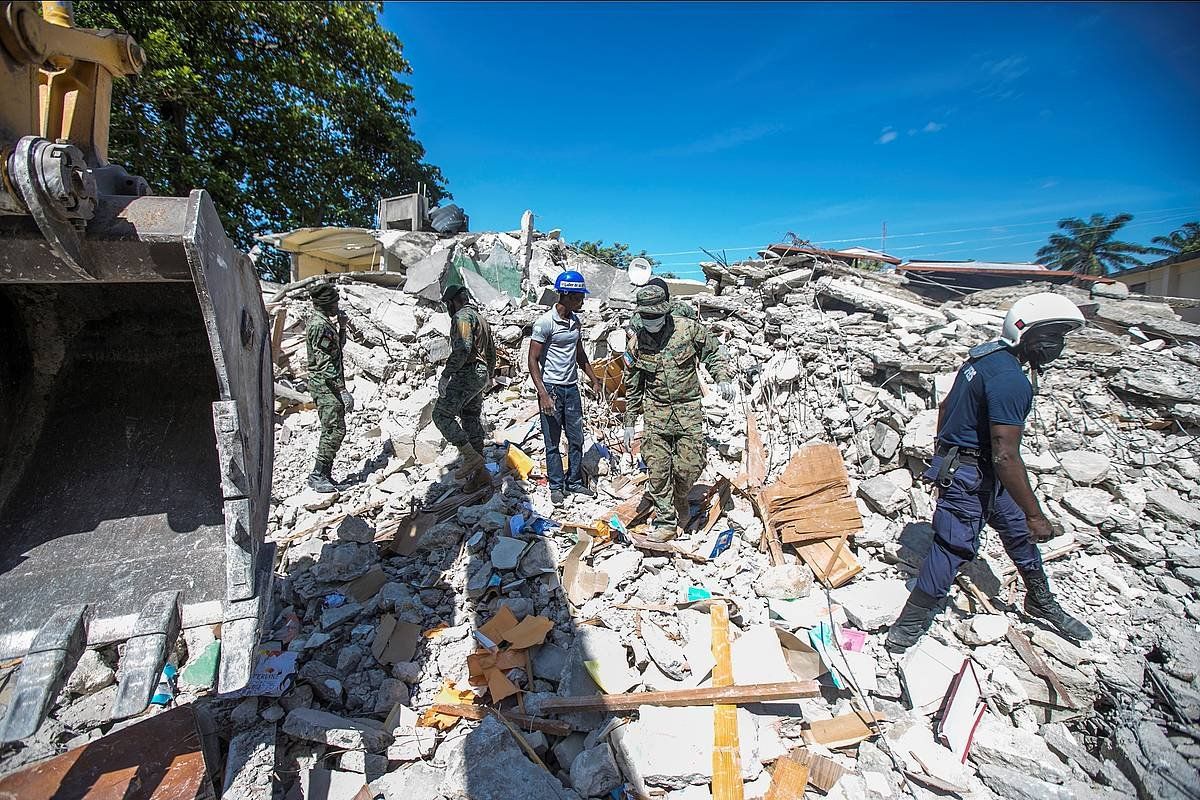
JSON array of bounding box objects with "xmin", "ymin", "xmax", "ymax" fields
[{"xmin": 933, "ymin": 444, "xmax": 989, "ymax": 487}]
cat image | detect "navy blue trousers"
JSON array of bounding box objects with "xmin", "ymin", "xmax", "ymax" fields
[
  {"xmin": 539, "ymin": 383, "xmax": 585, "ymax": 491},
  {"xmin": 914, "ymin": 454, "xmax": 1043, "ymax": 599}
]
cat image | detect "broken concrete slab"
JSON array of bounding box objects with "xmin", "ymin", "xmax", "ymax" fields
[
  {"xmin": 1056, "ymin": 450, "xmax": 1111, "ymax": 485},
  {"xmin": 439, "ymin": 715, "xmax": 575, "ymax": 800},
  {"xmin": 969, "ymin": 712, "xmax": 1069, "ymax": 783},
  {"xmin": 753, "ymin": 564, "xmax": 813, "ymax": 600},
  {"xmin": 616, "ymin": 705, "xmax": 761, "ymax": 789},
  {"xmin": 954, "ymin": 614, "xmax": 1010, "ymax": 646},
  {"xmin": 900, "ymin": 636, "xmax": 966, "ymax": 714},
  {"xmin": 570, "ymin": 743, "xmax": 623, "ymax": 798},
  {"xmin": 282, "ymin": 707, "xmax": 392, "ymax": 752},
  {"xmin": 834, "ymin": 578, "xmax": 910, "ymax": 631}
]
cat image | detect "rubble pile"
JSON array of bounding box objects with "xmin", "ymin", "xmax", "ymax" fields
[{"xmin": 5, "ymin": 227, "xmax": 1199, "ymax": 800}]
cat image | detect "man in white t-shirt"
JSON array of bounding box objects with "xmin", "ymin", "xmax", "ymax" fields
[{"xmin": 528, "ymin": 271, "xmax": 602, "ymax": 505}]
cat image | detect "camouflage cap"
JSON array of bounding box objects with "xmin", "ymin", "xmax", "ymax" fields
[{"xmin": 635, "ymin": 283, "xmax": 669, "ymax": 315}]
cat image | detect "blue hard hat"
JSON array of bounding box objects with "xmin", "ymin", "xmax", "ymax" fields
[{"xmin": 554, "ymin": 270, "xmax": 589, "ymax": 294}]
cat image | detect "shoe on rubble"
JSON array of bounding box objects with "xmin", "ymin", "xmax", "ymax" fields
[
  {"xmin": 306, "ymin": 471, "xmax": 337, "ymax": 494},
  {"xmin": 567, "ymin": 484, "xmax": 596, "ymax": 498},
  {"xmin": 644, "ymin": 525, "xmax": 679, "ymax": 543},
  {"xmin": 884, "ymin": 588, "xmax": 938, "ymax": 653},
  {"xmin": 1021, "ymin": 567, "xmax": 1093, "ymax": 641},
  {"xmin": 550, "ymin": 489, "xmax": 565, "ymax": 506},
  {"xmin": 454, "ymin": 443, "xmax": 485, "ymax": 480}
]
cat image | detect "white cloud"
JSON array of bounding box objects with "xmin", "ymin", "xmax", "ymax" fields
[
  {"xmin": 877, "ymin": 128, "xmax": 898, "ymax": 144},
  {"xmin": 661, "ymin": 123, "xmax": 785, "ymax": 156},
  {"xmin": 922, "ymin": 121, "xmax": 946, "ymax": 133}
]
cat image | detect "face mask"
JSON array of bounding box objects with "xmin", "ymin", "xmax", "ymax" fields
[
  {"xmin": 1025, "ymin": 336, "xmax": 1065, "ymax": 369},
  {"xmin": 642, "ymin": 314, "xmax": 666, "ymax": 333}
]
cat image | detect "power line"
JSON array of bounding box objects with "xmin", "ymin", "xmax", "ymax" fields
[
  {"xmin": 651, "ymin": 209, "xmax": 1199, "ymax": 272},
  {"xmin": 643, "ymin": 204, "xmax": 1200, "ymax": 259}
]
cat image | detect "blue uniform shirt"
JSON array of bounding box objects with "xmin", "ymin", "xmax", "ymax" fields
[{"xmin": 937, "ymin": 348, "xmax": 1032, "ymax": 452}]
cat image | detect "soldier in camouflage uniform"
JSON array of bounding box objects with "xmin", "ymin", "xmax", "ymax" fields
[
  {"xmin": 305, "ymin": 281, "xmax": 354, "ymax": 493},
  {"xmin": 432, "ymin": 284, "xmax": 496, "ymax": 483},
  {"xmin": 623, "ymin": 283, "xmax": 735, "ymax": 541},
  {"xmin": 626, "ymin": 277, "xmax": 696, "ymax": 339}
]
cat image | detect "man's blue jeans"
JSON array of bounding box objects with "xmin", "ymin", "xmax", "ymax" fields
[{"xmin": 540, "ymin": 383, "xmax": 584, "ymax": 491}]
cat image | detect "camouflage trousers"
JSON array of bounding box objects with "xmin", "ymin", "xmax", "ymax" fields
[
  {"xmin": 641, "ymin": 425, "xmax": 705, "ymax": 532},
  {"xmin": 433, "ymin": 363, "xmax": 488, "ymax": 452},
  {"xmin": 312, "ymin": 382, "xmax": 346, "ymax": 467}
]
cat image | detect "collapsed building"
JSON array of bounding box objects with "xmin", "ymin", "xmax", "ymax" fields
[{"xmin": 2, "ymin": 221, "xmax": 1199, "ymax": 800}]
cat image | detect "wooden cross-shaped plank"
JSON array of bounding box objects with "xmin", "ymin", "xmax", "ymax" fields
[{"xmin": 711, "ymin": 601, "xmax": 744, "ymax": 800}]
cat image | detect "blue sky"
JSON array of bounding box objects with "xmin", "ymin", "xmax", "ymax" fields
[{"xmin": 383, "ymin": 2, "xmax": 1200, "ymax": 278}]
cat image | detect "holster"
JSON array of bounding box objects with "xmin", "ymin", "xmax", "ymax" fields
[{"xmin": 935, "ymin": 445, "xmax": 961, "ymax": 488}]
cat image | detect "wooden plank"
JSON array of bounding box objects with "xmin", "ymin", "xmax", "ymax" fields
[
  {"xmin": 1006, "ymin": 628, "xmax": 1077, "ymax": 709},
  {"xmin": 806, "ymin": 709, "xmax": 886, "ymax": 748},
  {"xmin": 786, "ymin": 747, "xmax": 846, "ymax": 793},
  {"xmin": 429, "ymin": 704, "xmax": 572, "ymax": 736},
  {"xmin": 744, "ymin": 412, "xmax": 767, "ymax": 488},
  {"xmin": 764, "ymin": 757, "xmax": 810, "ymax": 800},
  {"xmin": 796, "ymin": 537, "xmax": 861, "ymax": 589},
  {"xmin": 538, "ymin": 681, "xmax": 821, "ymax": 713},
  {"xmin": 711, "ymin": 602, "xmax": 743, "ymax": 800}
]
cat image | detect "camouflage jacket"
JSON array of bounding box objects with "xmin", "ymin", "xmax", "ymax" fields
[
  {"xmin": 445, "ymin": 304, "xmax": 497, "ymax": 376},
  {"xmin": 627, "ymin": 300, "xmax": 697, "ymax": 336},
  {"xmin": 306, "ymin": 308, "xmax": 346, "ymax": 392},
  {"xmin": 623, "ymin": 316, "xmax": 731, "ymax": 429}
]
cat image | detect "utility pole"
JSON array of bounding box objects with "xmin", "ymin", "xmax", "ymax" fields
[{"xmin": 881, "ymin": 221, "xmax": 887, "ymax": 253}]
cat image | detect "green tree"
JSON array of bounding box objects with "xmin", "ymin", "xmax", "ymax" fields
[
  {"xmin": 1035, "ymin": 213, "xmax": 1148, "ymax": 276},
  {"xmin": 75, "ymin": 1, "xmax": 446, "ymax": 280},
  {"xmin": 571, "ymin": 240, "xmax": 660, "ymax": 269},
  {"xmin": 1148, "ymin": 222, "xmax": 1200, "ymax": 258}
]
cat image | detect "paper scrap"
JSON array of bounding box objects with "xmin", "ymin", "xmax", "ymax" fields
[
  {"xmin": 232, "ymin": 641, "xmax": 298, "ymax": 697},
  {"xmin": 478, "ymin": 605, "xmax": 520, "ymax": 642},
  {"xmin": 503, "ymin": 615, "xmax": 554, "ymax": 649},
  {"xmin": 417, "ymin": 682, "xmax": 477, "ymax": 729}
]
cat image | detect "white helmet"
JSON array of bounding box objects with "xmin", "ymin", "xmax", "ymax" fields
[
  {"xmin": 1000, "ymin": 292, "xmax": 1085, "ymax": 347},
  {"xmin": 628, "ymin": 257, "xmax": 652, "ymax": 286}
]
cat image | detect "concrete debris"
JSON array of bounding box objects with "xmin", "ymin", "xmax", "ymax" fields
[{"xmin": 15, "ymin": 228, "xmax": 1197, "ymax": 800}]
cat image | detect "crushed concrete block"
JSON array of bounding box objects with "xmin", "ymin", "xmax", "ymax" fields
[
  {"xmin": 753, "ymin": 564, "xmax": 813, "ymax": 600},
  {"xmin": 336, "ymin": 514, "xmax": 376, "ymax": 543},
  {"xmin": 858, "ymin": 474, "xmax": 911, "ymax": 515},
  {"xmin": 371, "ymin": 761, "xmax": 444, "ymax": 800},
  {"xmin": 570, "ymin": 743, "xmax": 622, "ymax": 797},
  {"xmin": 1061, "ymin": 487, "xmax": 1120, "ymax": 526},
  {"xmin": 64, "ymin": 649, "xmax": 116, "ymax": 697},
  {"xmin": 1145, "ymin": 488, "xmax": 1200, "ymax": 527},
  {"xmin": 321, "ymin": 602, "xmax": 363, "ymax": 630},
  {"xmin": 573, "ymin": 625, "xmax": 639, "ymax": 694},
  {"xmin": 298, "ymin": 768, "xmax": 369, "ymax": 800},
  {"xmin": 440, "ymin": 715, "xmax": 574, "ymax": 799},
  {"xmin": 871, "ymin": 421, "xmax": 901, "ymax": 460},
  {"xmin": 954, "ymin": 614, "xmax": 1009, "ymax": 646},
  {"xmin": 223, "ymin": 722, "xmax": 277, "ymax": 797},
  {"xmin": 641, "ymin": 619, "xmax": 689, "ymax": 681},
  {"xmin": 386, "ymin": 706, "xmax": 436, "ymax": 761},
  {"xmin": 490, "ymin": 536, "xmax": 528, "ymax": 570},
  {"xmin": 731, "ymin": 624, "xmax": 794, "ymax": 686},
  {"xmin": 1056, "ymin": 450, "xmax": 1111, "ymax": 484},
  {"xmin": 969, "ymin": 712, "xmax": 1069, "ymax": 783},
  {"xmin": 616, "ymin": 705, "xmax": 761, "ymax": 789},
  {"xmin": 282, "ymin": 707, "xmax": 392, "ymax": 752},
  {"xmin": 835, "ymin": 578, "xmax": 910, "ymax": 631},
  {"xmin": 312, "ymin": 542, "xmax": 376, "ymax": 582},
  {"xmin": 976, "ymin": 764, "xmax": 1080, "ymax": 800}
]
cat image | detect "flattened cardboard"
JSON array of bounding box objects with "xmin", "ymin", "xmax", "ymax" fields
[{"xmin": 372, "ymin": 614, "xmax": 420, "ymax": 665}]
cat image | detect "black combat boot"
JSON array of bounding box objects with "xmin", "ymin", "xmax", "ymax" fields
[
  {"xmin": 884, "ymin": 588, "xmax": 939, "ymax": 653},
  {"xmin": 306, "ymin": 460, "xmax": 337, "ymax": 493},
  {"xmin": 1020, "ymin": 567, "xmax": 1093, "ymax": 641}
]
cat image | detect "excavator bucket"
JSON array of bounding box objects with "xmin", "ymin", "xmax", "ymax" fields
[{"xmin": 0, "ymin": 2, "xmax": 274, "ymax": 742}]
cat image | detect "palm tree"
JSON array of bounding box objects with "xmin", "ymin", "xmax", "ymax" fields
[
  {"xmin": 1148, "ymin": 222, "xmax": 1200, "ymax": 258},
  {"xmin": 1035, "ymin": 213, "xmax": 1148, "ymax": 275}
]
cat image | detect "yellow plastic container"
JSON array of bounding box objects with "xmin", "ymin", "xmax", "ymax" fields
[{"xmin": 505, "ymin": 443, "xmax": 534, "ymax": 480}]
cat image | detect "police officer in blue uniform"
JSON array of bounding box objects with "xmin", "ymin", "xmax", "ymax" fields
[{"xmin": 886, "ymin": 293, "xmax": 1093, "ymax": 651}]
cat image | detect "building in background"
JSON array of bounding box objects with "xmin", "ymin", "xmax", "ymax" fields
[{"xmin": 1112, "ymin": 252, "xmax": 1200, "ymax": 323}]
